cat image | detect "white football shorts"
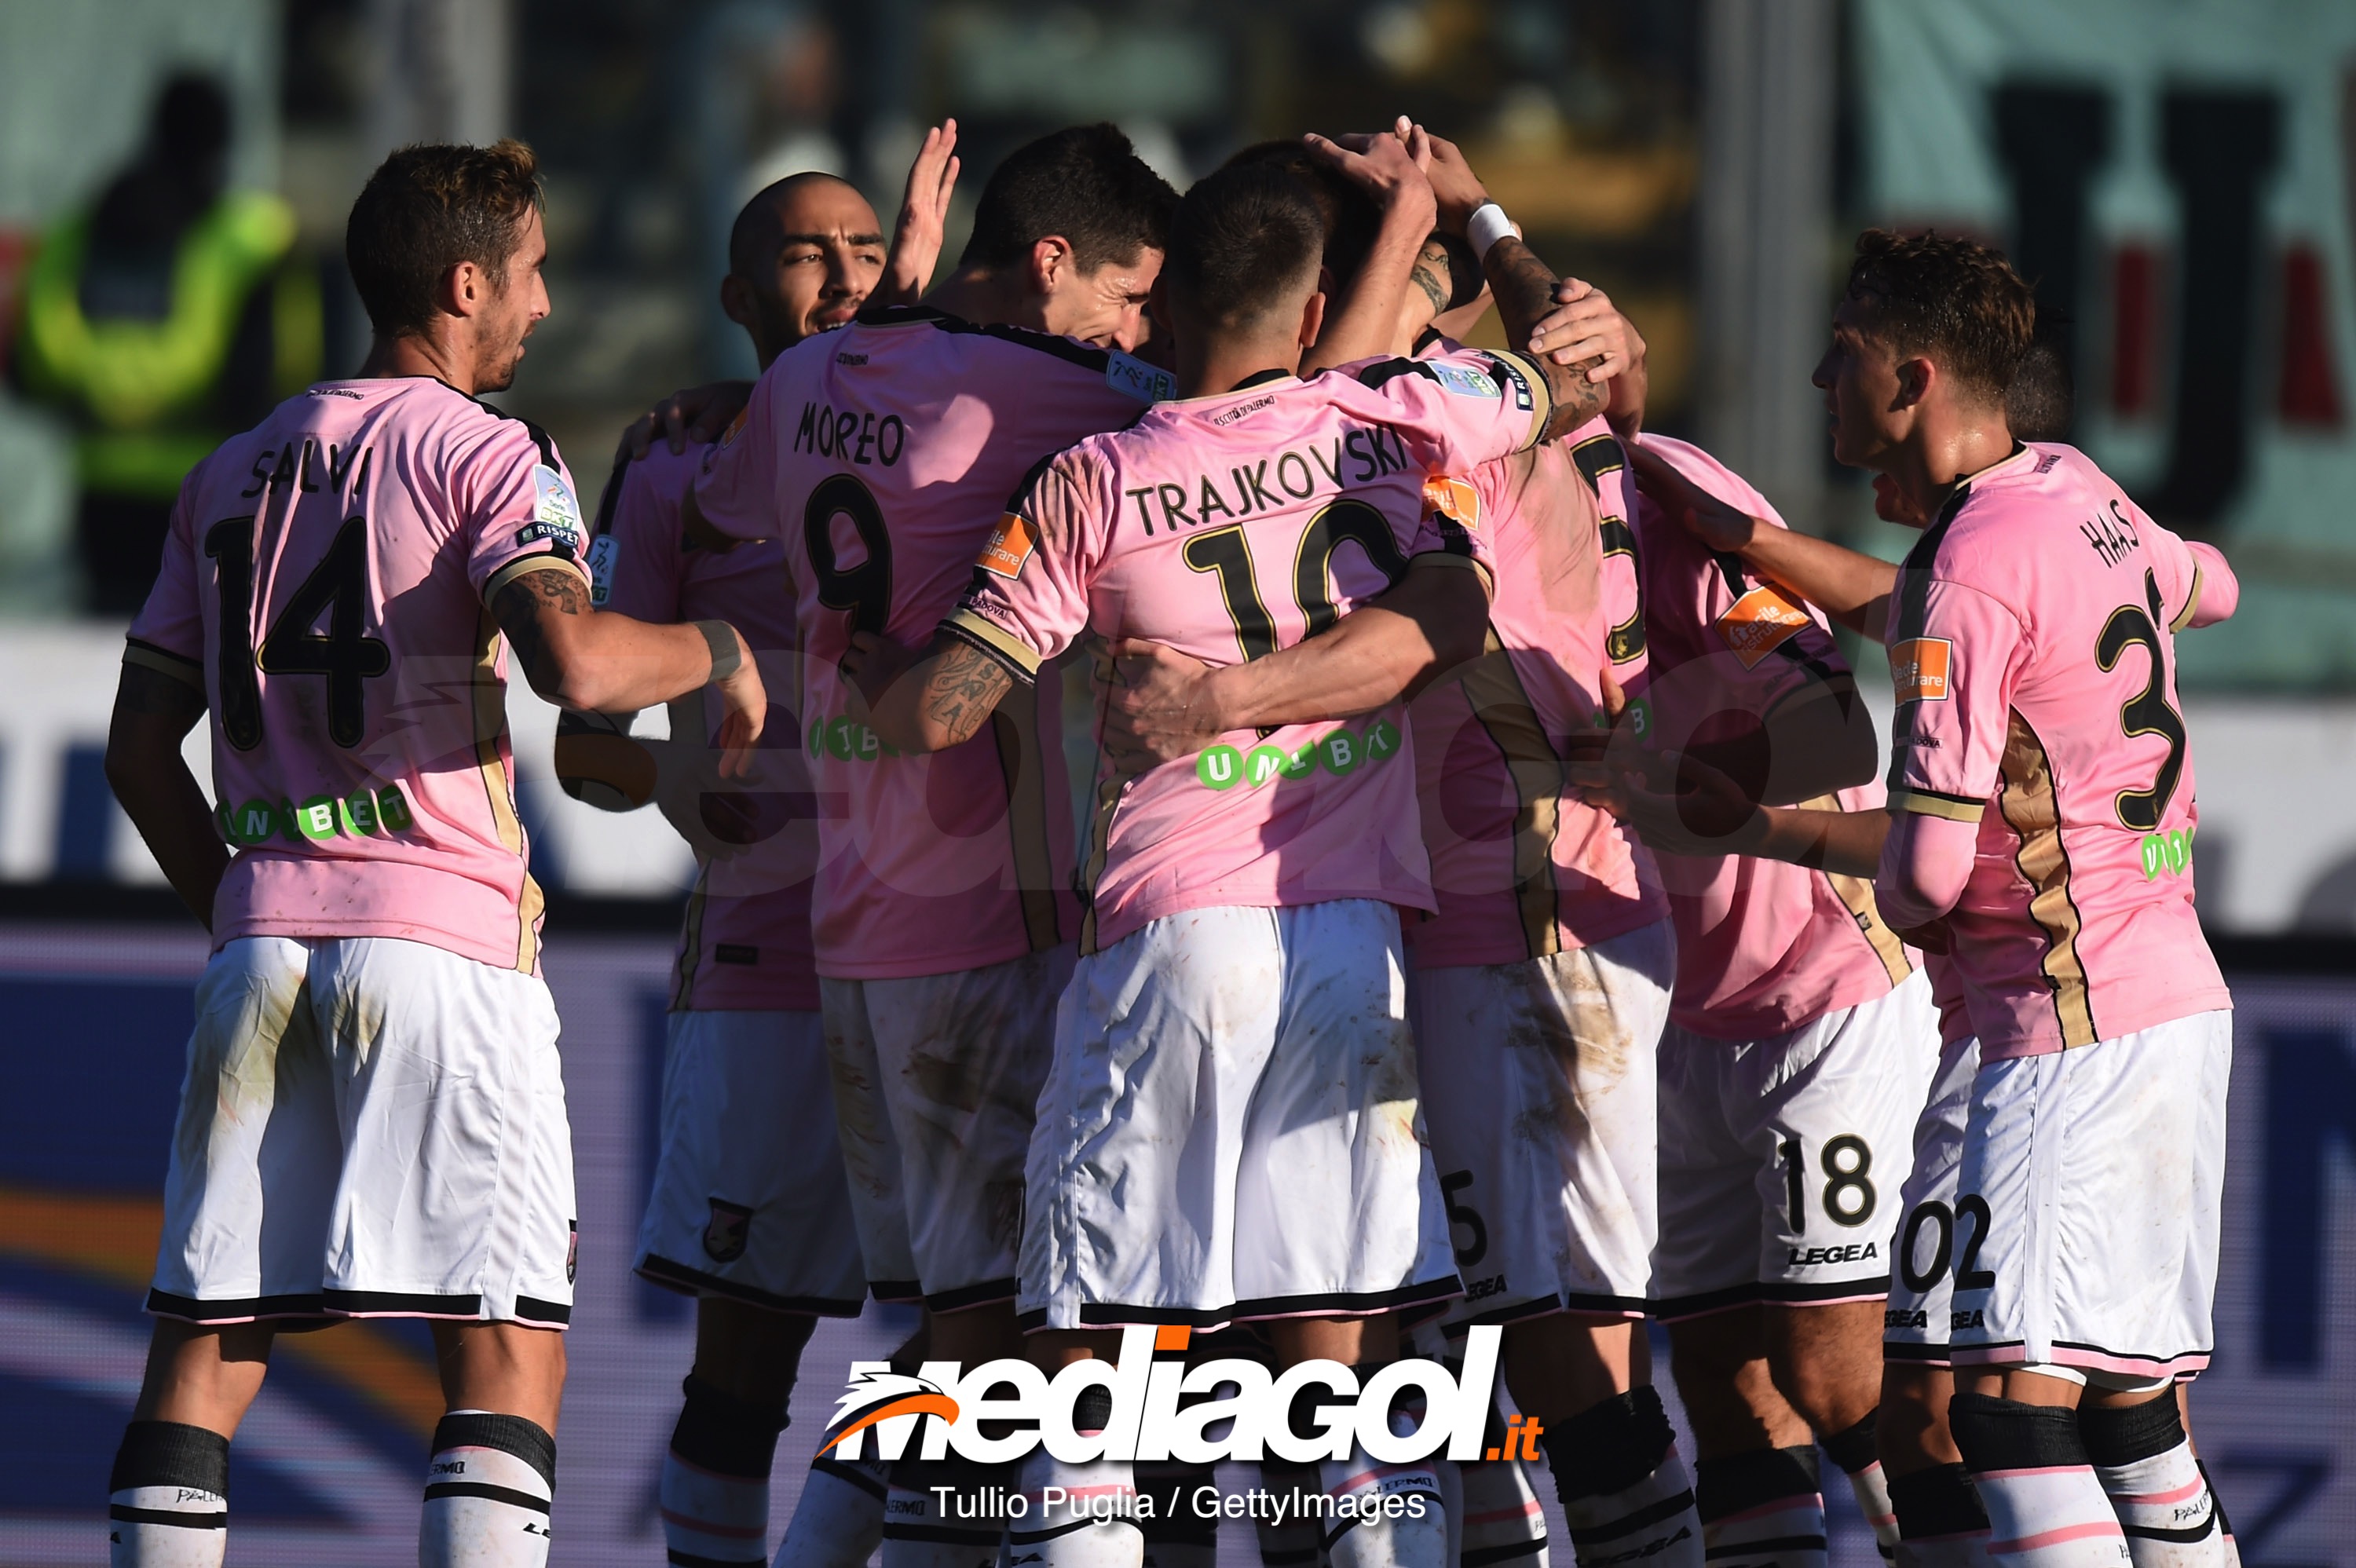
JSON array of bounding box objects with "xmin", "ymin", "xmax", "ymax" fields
[
  {"xmin": 1883, "ymin": 1031, "xmax": 1979, "ymax": 1365},
  {"xmin": 1653, "ymin": 967, "xmax": 1938, "ymax": 1318},
  {"xmin": 1949, "ymin": 1010, "xmax": 2231, "ymax": 1386},
  {"xmin": 1019, "ymin": 899, "xmax": 1459, "ymax": 1332},
  {"xmin": 821, "ymin": 945, "xmax": 1070, "ymax": 1311},
  {"xmin": 1415, "ymin": 919, "xmax": 1675, "ymax": 1324},
  {"xmin": 149, "ymin": 936, "xmax": 576, "ymax": 1327},
  {"xmin": 635, "ymin": 1008, "xmax": 868, "ymax": 1315}
]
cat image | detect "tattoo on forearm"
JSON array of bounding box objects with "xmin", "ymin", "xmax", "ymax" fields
[
  {"xmin": 1410, "ymin": 239, "xmax": 1451, "ymax": 319},
  {"xmin": 923, "ymin": 641, "xmax": 1014, "ymax": 747},
  {"xmin": 1483, "ymin": 236, "xmax": 1608, "ymax": 437}
]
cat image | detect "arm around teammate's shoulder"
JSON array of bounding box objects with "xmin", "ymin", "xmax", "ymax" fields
[
  {"xmin": 491, "ymin": 565, "xmax": 766, "ymax": 775},
  {"xmin": 849, "ymin": 630, "xmax": 1015, "ymax": 755}
]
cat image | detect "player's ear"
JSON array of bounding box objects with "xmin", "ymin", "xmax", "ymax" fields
[
  {"xmin": 1892, "ymin": 354, "xmax": 1935, "ymax": 411},
  {"xmin": 719, "ymin": 273, "xmax": 756, "ymax": 330},
  {"xmin": 1299, "ymin": 287, "xmax": 1328, "ymax": 350},
  {"xmin": 442, "ymin": 258, "xmax": 481, "ymax": 320},
  {"xmin": 1029, "ymin": 236, "xmax": 1072, "ymax": 298}
]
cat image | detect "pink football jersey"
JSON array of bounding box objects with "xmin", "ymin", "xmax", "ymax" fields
[
  {"xmin": 1630, "ymin": 434, "xmax": 1914, "ymax": 1039},
  {"xmin": 1406, "ymin": 433, "xmax": 1667, "ymax": 968},
  {"xmin": 126, "ymin": 377, "xmax": 592, "ymax": 972},
  {"xmin": 1924, "ymin": 953, "xmax": 1973, "ymax": 1049},
  {"xmin": 690, "ymin": 306, "xmax": 1173, "ymax": 978},
  {"xmin": 590, "ymin": 443, "xmax": 818, "ymax": 1011},
  {"xmin": 1886, "ymin": 442, "xmax": 2227, "ymax": 1058},
  {"xmin": 944, "ymin": 351, "xmax": 1548, "ymax": 953}
]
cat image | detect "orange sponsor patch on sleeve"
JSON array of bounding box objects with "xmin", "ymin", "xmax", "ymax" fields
[
  {"xmin": 1890, "ymin": 637, "xmax": 1954, "ymax": 703},
  {"xmin": 976, "ymin": 511, "xmax": 1039, "ymax": 579},
  {"xmin": 1714, "ymin": 583, "xmax": 1815, "ymax": 668},
  {"xmin": 1422, "ymin": 474, "xmax": 1481, "ymax": 529}
]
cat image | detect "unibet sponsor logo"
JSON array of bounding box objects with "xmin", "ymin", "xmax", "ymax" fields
[
  {"xmin": 216, "ymin": 781, "xmax": 416, "ymax": 847},
  {"xmin": 2141, "ymin": 826, "xmax": 2193, "ymax": 881},
  {"xmin": 822, "ymin": 1322, "xmax": 1504, "ymax": 1466},
  {"xmin": 808, "ymin": 714, "xmax": 901, "ymax": 762},
  {"xmin": 1196, "ymin": 719, "xmax": 1400, "ymax": 791}
]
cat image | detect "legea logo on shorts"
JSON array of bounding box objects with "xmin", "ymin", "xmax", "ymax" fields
[{"xmin": 820, "ymin": 1323, "xmax": 1504, "ymax": 1464}]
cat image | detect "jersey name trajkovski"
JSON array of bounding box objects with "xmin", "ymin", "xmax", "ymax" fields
[{"xmin": 945, "ymin": 351, "xmax": 1551, "ymax": 953}]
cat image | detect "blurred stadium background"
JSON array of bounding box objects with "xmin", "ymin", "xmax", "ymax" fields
[{"xmin": 0, "ymin": 1, "xmax": 2353, "ymax": 1563}]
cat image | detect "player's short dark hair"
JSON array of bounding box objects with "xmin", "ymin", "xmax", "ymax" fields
[
  {"xmin": 1165, "ymin": 163, "xmax": 1325, "ymax": 330},
  {"xmin": 1220, "ymin": 141, "xmax": 1382, "ymax": 284},
  {"xmin": 728, "ymin": 171, "xmax": 871, "ymax": 280},
  {"xmin": 2007, "ymin": 306, "xmax": 2074, "ymax": 442},
  {"xmin": 347, "ymin": 140, "xmax": 544, "ymax": 341},
  {"xmin": 959, "ymin": 123, "xmax": 1178, "ymax": 274},
  {"xmin": 1845, "ymin": 228, "xmax": 2036, "ymax": 406}
]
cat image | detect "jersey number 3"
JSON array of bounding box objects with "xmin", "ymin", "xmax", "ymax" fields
[
  {"xmin": 205, "ymin": 514, "xmax": 391, "ymax": 751},
  {"xmin": 2094, "ymin": 568, "xmax": 2186, "ymax": 832}
]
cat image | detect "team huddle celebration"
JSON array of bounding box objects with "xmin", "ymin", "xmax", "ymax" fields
[{"xmin": 94, "ymin": 108, "xmax": 2234, "ymax": 1568}]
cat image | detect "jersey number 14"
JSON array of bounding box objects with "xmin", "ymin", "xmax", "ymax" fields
[{"xmin": 205, "ymin": 515, "xmax": 392, "ymax": 751}]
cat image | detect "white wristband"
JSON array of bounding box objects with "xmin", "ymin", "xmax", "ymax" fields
[{"xmin": 1466, "ymin": 202, "xmax": 1516, "ymax": 261}]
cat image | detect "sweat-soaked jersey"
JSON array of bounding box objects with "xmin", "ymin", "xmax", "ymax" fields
[
  {"xmin": 1630, "ymin": 434, "xmax": 1914, "ymax": 1039},
  {"xmin": 944, "ymin": 351, "xmax": 1549, "ymax": 954},
  {"xmin": 1885, "ymin": 442, "xmax": 2227, "ymax": 1058},
  {"xmin": 689, "ymin": 305, "xmax": 1173, "ymax": 980},
  {"xmin": 1406, "ymin": 425, "xmax": 1666, "ymax": 969},
  {"xmin": 590, "ymin": 441, "xmax": 818, "ymax": 1011},
  {"xmin": 125, "ymin": 376, "xmax": 589, "ymax": 972}
]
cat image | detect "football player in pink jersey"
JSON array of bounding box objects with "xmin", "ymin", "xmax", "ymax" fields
[
  {"xmin": 1092, "ymin": 133, "xmax": 1705, "ymax": 1568},
  {"xmin": 682, "ymin": 123, "xmax": 1180, "ymax": 1568},
  {"xmin": 558, "ymin": 141, "xmax": 957, "ymax": 1568},
  {"xmin": 856, "ymin": 138, "xmax": 1613, "ymax": 1568},
  {"xmin": 1607, "ymin": 233, "xmax": 2240, "ymax": 1568},
  {"xmin": 98, "ymin": 142, "xmax": 770, "ymax": 1568}
]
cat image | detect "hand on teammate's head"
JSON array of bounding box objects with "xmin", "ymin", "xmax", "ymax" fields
[
  {"xmin": 1407, "ymin": 127, "xmax": 1490, "ymax": 236},
  {"xmin": 1301, "ymin": 130, "xmax": 1436, "ymax": 227},
  {"xmin": 1528, "ymin": 279, "xmax": 1641, "ymax": 381}
]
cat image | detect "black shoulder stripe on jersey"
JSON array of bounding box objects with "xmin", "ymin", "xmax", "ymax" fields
[
  {"xmin": 1712, "ymin": 549, "xmax": 1750, "ymax": 598},
  {"xmin": 1892, "ymin": 484, "xmax": 1971, "ymax": 642},
  {"xmin": 1003, "ymin": 448, "xmax": 1064, "ymax": 516},
  {"xmin": 852, "ymin": 301, "xmax": 1116, "ymax": 374},
  {"xmin": 451, "ymin": 381, "xmax": 562, "ymax": 468},
  {"xmin": 1355, "ymin": 356, "xmax": 1441, "ymax": 390},
  {"xmin": 1571, "ymin": 431, "xmax": 1626, "ymax": 488},
  {"xmin": 591, "ymin": 452, "xmax": 631, "ymax": 539}
]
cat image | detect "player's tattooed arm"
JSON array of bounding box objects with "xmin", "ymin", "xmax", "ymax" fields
[
  {"xmin": 492, "ymin": 567, "xmax": 766, "ymax": 774},
  {"xmin": 848, "ymin": 630, "xmax": 1015, "ymax": 753},
  {"xmin": 1482, "ymin": 236, "xmax": 1609, "ymax": 440},
  {"xmin": 106, "ymin": 663, "xmax": 229, "ymax": 930}
]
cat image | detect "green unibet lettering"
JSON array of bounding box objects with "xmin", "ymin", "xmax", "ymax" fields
[
  {"xmin": 1198, "ymin": 744, "xmax": 1242, "ymax": 789},
  {"xmin": 809, "ymin": 717, "xmax": 825, "ymax": 757},
  {"xmin": 829, "ymin": 716, "xmax": 857, "ymax": 760},
  {"xmin": 295, "ymin": 796, "xmax": 341, "ymax": 841},
  {"xmin": 233, "ymin": 800, "xmax": 277, "ymax": 844},
  {"xmin": 375, "ymin": 783, "xmax": 415, "ymax": 832},
  {"xmin": 2141, "ymin": 828, "xmax": 2195, "ymax": 881},
  {"xmin": 1245, "ymin": 744, "xmax": 1289, "ymax": 787},
  {"xmin": 1363, "ymin": 718, "xmax": 1399, "ymax": 760},
  {"xmin": 340, "ymin": 789, "xmax": 379, "ymax": 835},
  {"xmin": 1280, "ymin": 744, "xmax": 1316, "ymax": 780},
  {"xmin": 1320, "ymin": 730, "xmax": 1359, "ymax": 775},
  {"xmin": 2166, "ymin": 828, "xmax": 2190, "ymax": 875},
  {"xmin": 856, "ymin": 724, "xmax": 880, "ymax": 761}
]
